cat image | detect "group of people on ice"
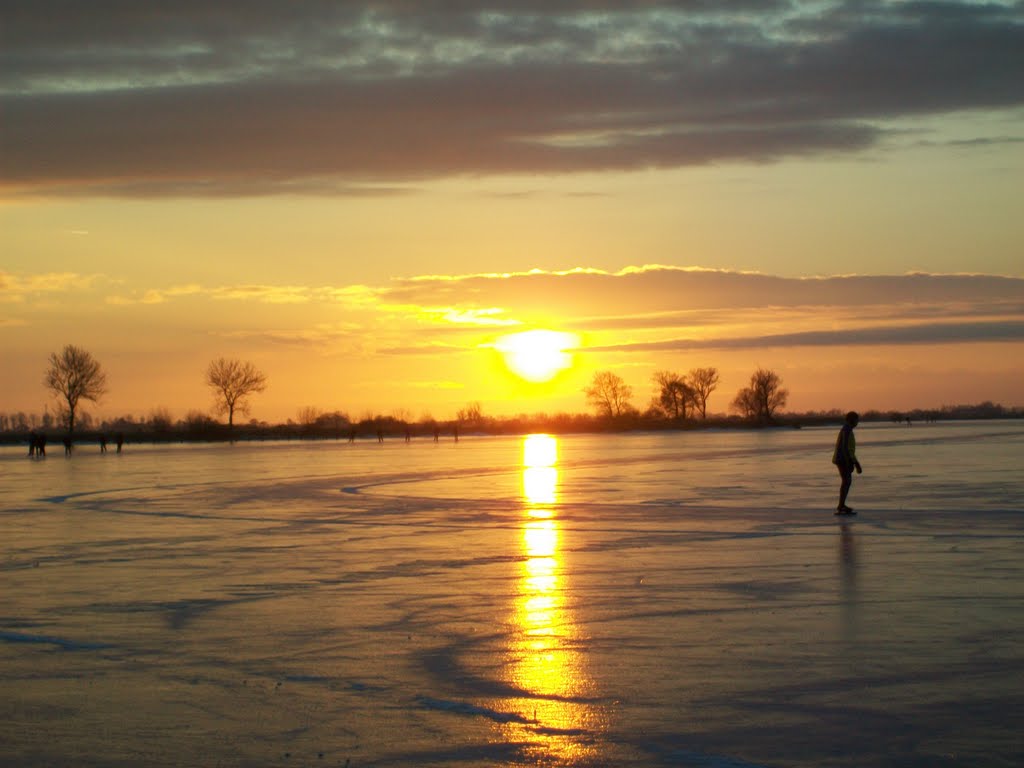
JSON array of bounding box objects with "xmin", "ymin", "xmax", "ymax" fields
[{"xmin": 27, "ymin": 431, "xmax": 124, "ymax": 457}]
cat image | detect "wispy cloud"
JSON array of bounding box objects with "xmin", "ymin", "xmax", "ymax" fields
[
  {"xmin": 209, "ymin": 285, "xmax": 312, "ymax": 304},
  {"xmin": 0, "ymin": 271, "xmax": 102, "ymax": 302},
  {"xmin": 370, "ymin": 266, "xmax": 1024, "ymax": 352},
  {"xmin": 377, "ymin": 342, "xmax": 474, "ymax": 356},
  {"xmin": 418, "ymin": 308, "xmax": 520, "ymax": 327},
  {"xmin": 10, "ymin": 265, "xmax": 1024, "ymax": 354},
  {"xmin": 214, "ymin": 325, "xmax": 363, "ymax": 349},
  {"xmin": 3, "ymin": 2, "xmax": 1021, "ymax": 197},
  {"xmin": 377, "ymin": 265, "xmax": 1024, "ymax": 315},
  {"xmin": 108, "ymin": 283, "xmax": 316, "ymax": 306}
]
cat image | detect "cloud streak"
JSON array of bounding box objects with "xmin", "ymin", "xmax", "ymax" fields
[
  {"xmin": 0, "ymin": 271, "xmax": 102, "ymax": 302},
  {"xmin": 377, "ymin": 266, "xmax": 1024, "ymax": 316},
  {"xmin": 360, "ymin": 266, "xmax": 1024, "ymax": 354},
  {"xmin": 586, "ymin": 320, "xmax": 1024, "ymax": 353},
  {"xmin": 2, "ymin": 1, "xmax": 1022, "ymax": 196},
  {"xmin": 7, "ymin": 265, "xmax": 1023, "ymax": 354}
]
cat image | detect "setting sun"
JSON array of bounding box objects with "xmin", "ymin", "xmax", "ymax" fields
[{"xmin": 495, "ymin": 330, "xmax": 579, "ymax": 383}]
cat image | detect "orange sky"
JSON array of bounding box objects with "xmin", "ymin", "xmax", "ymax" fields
[{"xmin": 2, "ymin": 3, "xmax": 1023, "ymax": 424}]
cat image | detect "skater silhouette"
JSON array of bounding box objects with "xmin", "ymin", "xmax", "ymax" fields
[{"xmin": 831, "ymin": 411, "xmax": 863, "ymax": 515}]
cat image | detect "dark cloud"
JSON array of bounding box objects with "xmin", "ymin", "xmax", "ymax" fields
[
  {"xmin": 585, "ymin": 320, "xmax": 1024, "ymax": 352},
  {"xmin": 379, "ymin": 267, "xmax": 1024, "ymax": 316},
  {"xmin": 565, "ymin": 299, "xmax": 1024, "ymax": 332},
  {"xmin": 373, "ymin": 267, "xmax": 1024, "ymax": 351},
  {"xmin": 2, "ymin": 1, "xmax": 1022, "ymax": 196},
  {"xmin": 20, "ymin": 177, "xmax": 415, "ymax": 200}
]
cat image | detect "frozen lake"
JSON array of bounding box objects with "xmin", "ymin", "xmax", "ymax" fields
[{"xmin": 2, "ymin": 422, "xmax": 1023, "ymax": 767}]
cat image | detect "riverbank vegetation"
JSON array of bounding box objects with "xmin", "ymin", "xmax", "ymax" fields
[{"xmin": 1, "ymin": 401, "xmax": 1020, "ymax": 448}]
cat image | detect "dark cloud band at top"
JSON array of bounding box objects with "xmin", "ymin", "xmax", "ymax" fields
[
  {"xmin": 2, "ymin": 1, "xmax": 1022, "ymax": 196},
  {"xmin": 0, "ymin": 74, "xmax": 881, "ymax": 185}
]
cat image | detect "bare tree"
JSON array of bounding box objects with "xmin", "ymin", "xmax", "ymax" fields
[
  {"xmin": 44, "ymin": 344, "xmax": 108, "ymax": 434},
  {"xmin": 731, "ymin": 368, "xmax": 788, "ymax": 422},
  {"xmin": 731, "ymin": 387, "xmax": 760, "ymax": 420},
  {"xmin": 184, "ymin": 409, "xmax": 217, "ymax": 432},
  {"xmin": 297, "ymin": 406, "xmax": 322, "ymax": 427},
  {"xmin": 456, "ymin": 401, "xmax": 484, "ymax": 425},
  {"xmin": 315, "ymin": 410, "xmax": 350, "ymax": 438},
  {"xmin": 652, "ymin": 370, "xmax": 693, "ymax": 420},
  {"xmin": 205, "ymin": 358, "xmax": 267, "ymax": 429},
  {"xmin": 585, "ymin": 371, "xmax": 633, "ymax": 418},
  {"xmin": 148, "ymin": 407, "xmax": 173, "ymax": 432},
  {"xmin": 687, "ymin": 367, "xmax": 720, "ymax": 419}
]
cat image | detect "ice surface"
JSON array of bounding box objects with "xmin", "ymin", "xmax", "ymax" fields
[{"xmin": 1, "ymin": 422, "xmax": 1022, "ymax": 766}]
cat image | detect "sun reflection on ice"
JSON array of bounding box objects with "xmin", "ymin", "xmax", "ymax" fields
[{"xmin": 496, "ymin": 434, "xmax": 603, "ymax": 763}]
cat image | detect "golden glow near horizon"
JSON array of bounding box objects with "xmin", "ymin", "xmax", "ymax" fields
[
  {"xmin": 3, "ymin": 261, "xmax": 1022, "ymax": 423},
  {"xmin": 495, "ymin": 330, "xmax": 579, "ymax": 383},
  {"xmin": 496, "ymin": 434, "xmax": 602, "ymax": 762}
]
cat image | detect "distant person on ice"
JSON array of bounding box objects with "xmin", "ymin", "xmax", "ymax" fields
[{"xmin": 832, "ymin": 411, "xmax": 863, "ymax": 515}]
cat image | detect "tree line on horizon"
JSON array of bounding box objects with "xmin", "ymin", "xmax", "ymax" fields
[
  {"xmin": 584, "ymin": 366, "xmax": 789, "ymax": 423},
  {"xmin": 2, "ymin": 344, "xmax": 1020, "ymax": 441}
]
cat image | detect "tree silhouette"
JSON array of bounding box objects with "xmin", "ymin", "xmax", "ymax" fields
[
  {"xmin": 148, "ymin": 407, "xmax": 173, "ymax": 432},
  {"xmin": 732, "ymin": 368, "xmax": 788, "ymax": 422},
  {"xmin": 585, "ymin": 371, "xmax": 633, "ymax": 418},
  {"xmin": 44, "ymin": 344, "xmax": 108, "ymax": 434},
  {"xmin": 205, "ymin": 358, "xmax": 267, "ymax": 429},
  {"xmin": 652, "ymin": 370, "xmax": 693, "ymax": 419},
  {"xmin": 297, "ymin": 406, "xmax": 321, "ymax": 428},
  {"xmin": 731, "ymin": 387, "xmax": 759, "ymax": 420},
  {"xmin": 456, "ymin": 401, "xmax": 484, "ymax": 426},
  {"xmin": 687, "ymin": 367, "xmax": 719, "ymax": 419}
]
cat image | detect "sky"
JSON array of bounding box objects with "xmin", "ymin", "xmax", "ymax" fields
[{"xmin": 2, "ymin": 1, "xmax": 1023, "ymax": 425}]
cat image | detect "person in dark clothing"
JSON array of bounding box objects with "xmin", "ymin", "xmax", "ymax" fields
[{"xmin": 832, "ymin": 411, "xmax": 863, "ymax": 515}]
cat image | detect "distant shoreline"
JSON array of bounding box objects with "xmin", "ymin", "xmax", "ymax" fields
[{"xmin": 2, "ymin": 409, "xmax": 1020, "ymax": 448}]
